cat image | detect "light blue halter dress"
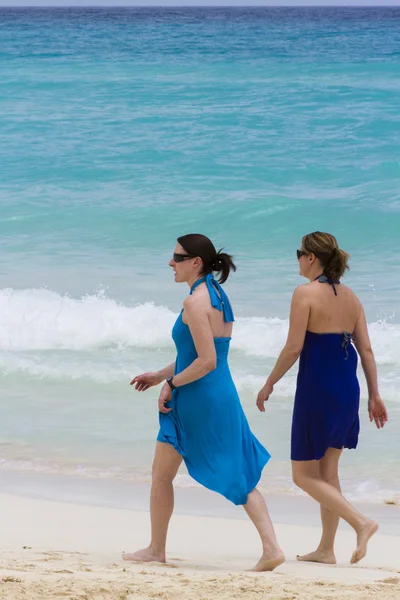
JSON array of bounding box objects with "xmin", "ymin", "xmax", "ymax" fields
[{"xmin": 157, "ymin": 274, "xmax": 270, "ymax": 505}]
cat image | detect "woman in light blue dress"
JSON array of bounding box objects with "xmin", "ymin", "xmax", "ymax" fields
[{"xmin": 123, "ymin": 233, "xmax": 284, "ymax": 571}]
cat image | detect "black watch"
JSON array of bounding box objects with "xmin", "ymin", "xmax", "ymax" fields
[{"xmin": 166, "ymin": 376, "xmax": 176, "ymax": 391}]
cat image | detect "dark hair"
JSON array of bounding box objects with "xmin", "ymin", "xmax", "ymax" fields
[
  {"xmin": 177, "ymin": 233, "xmax": 236, "ymax": 284},
  {"xmin": 302, "ymin": 231, "xmax": 350, "ymax": 281}
]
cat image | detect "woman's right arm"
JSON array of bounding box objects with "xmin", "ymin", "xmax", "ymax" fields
[
  {"xmin": 157, "ymin": 363, "xmax": 175, "ymax": 380},
  {"xmin": 353, "ymin": 306, "xmax": 388, "ymax": 429},
  {"xmin": 130, "ymin": 362, "xmax": 175, "ymax": 391}
]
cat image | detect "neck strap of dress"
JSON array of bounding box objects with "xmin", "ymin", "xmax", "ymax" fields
[
  {"xmin": 189, "ymin": 274, "xmax": 235, "ymax": 323},
  {"xmin": 315, "ymin": 273, "xmax": 340, "ymax": 296},
  {"xmin": 190, "ymin": 277, "xmax": 206, "ymax": 294}
]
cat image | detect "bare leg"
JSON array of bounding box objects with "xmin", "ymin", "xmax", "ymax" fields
[
  {"xmin": 297, "ymin": 448, "xmax": 342, "ymax": 564},
  {"xmin": 292, "ymin": 455, "xmax": 378, "ymax": 564},
  {"xmin": 243, "ymin": 488, "xmax": 285, "ymax": 571},
  {"xmin": 123, "ymin": 441, "xmax": 182, "ymax": 563}
]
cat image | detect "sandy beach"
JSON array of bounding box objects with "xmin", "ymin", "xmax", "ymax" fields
[
  {"xmin": 2, "ymin": 4, "xmax": 400, "ymax": 600},
  {"xmin": 1, "ymin": 492, "xmax": 399, "ymax": 600}
]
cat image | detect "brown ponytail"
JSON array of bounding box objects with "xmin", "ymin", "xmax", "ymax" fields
[
  {"xmin": 212, "ymin": 249, "xmax": 237, "ymax": 284},
  {"xmin": 302, "ymin": 232, "xmax": 350, "ymax": 281}
]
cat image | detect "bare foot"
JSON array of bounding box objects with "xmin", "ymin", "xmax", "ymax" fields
[
  {"xmin": 122, "ymin": 547, "xmax": 166, "ymax": 564},
  {"xmin": 296, "ymin": 549, "xmax": 336, "ymax": 565},
  {"xmin": 248, "ymin": 551, "xmax": 285, "ymax": 572},
  {"xmin": 351, "ymin": 520, "xmax": 379, "ymax": 564}
]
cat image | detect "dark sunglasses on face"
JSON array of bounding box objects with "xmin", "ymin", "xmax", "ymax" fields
[
  {"xmin": 173, "ymin": 252, "xmax": 197, "ymax": 263},
  {"xmin": 296, "ymin": 250, "xmax": 308, "ymax": 260}
]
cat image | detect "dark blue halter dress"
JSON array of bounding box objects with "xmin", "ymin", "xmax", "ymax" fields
[
  {"xmin": 157, "ymin": 274, "xmax": 270, "ymax": 505},
  {"xmin": 291, "ymin": 276, "xmax": 360, "ymax": 461}
]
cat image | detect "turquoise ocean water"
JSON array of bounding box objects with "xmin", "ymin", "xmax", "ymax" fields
[{"xmin": 0, "ymin": 7, "xmax": 399, "ymax": 505}]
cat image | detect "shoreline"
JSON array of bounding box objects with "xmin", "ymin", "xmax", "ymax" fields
[{"xmin": 0, "ymin": 469, "xmax": 399, "ymax": 535}]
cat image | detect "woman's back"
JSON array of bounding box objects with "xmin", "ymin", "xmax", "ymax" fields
[
  {"xmin": 306, "ymin": 280, "xmax": 361, "ymax": 334},
  {"xmin": 182, "ymin": 279, "xmax": 234, "ymax": 340}
]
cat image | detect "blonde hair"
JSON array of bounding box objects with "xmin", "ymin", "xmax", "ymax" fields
[{"xmin": 302, "ymin": 231, "xmax": 350, "ymax": 281}]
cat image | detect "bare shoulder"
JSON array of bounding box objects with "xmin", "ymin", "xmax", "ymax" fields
[
  {"xmin": 339, "ymin": 283, "xmax": 361, "ymax": 303},
  {"xmin": 292, "ymin": 283, "xmax": 313, "ymax": 300},
  {"xmin": 339, "ymin": 282, "xmax": 358, "ymax": 298},
  {"xmin": 340, "ymin": 283, "xmax": 362, "ymax": 312},
  {"xmin": 183, "ymin": 287, "xmax": 210, "ymax": 313}
]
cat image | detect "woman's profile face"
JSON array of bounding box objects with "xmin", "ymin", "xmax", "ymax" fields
[
  {"xmin": 298, "ymin": 244, "xmax": 311, "ymax": 278},
  {"xmin": 169, "ymin": 243, "xmax": 201, "ymax": 283}
]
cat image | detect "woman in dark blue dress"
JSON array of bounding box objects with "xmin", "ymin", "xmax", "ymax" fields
[{"xmin": 257, "ymin": 232, "xmax": 388, "ymax": 566}]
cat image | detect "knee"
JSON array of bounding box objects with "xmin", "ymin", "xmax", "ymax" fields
[
  {"xmin": 292, "ymin": 471, "xmax": 303, "ymax": 488},
  {"xmin": 292, "ymin": 468, "xmax": 304, "ymax": 489},
  {"xmin": 321, "ymin": 472, "xmax": 340, "ymax": 488},
  {"xmin": 152, "ymin": 464, "xmax": 175, "ymax": 487},
  {"xmin": 292, "ymin": 468, "xmax": 317, "ymax": 491}
]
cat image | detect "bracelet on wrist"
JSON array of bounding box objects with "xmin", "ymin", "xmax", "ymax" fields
[{"xmin": 166, "ymin": 376, "xmax": 177, "ymax": 391}]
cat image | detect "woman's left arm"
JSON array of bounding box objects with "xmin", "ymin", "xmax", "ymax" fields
[
  {"xmin": 157, "ymin": 294, "xmax": 217, "ymax": 413},
  {"xmin": 172, "ymin": 294, "xmax": 217, "ymax": 387},
  {"xmin": 257, "ymin": 286, "xmax": 310, "ymax": 412}
]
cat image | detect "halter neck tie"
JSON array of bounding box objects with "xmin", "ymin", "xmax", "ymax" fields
[{"xmin": 190, "ymin": 274, "xmax": 234, "ymax": 323}]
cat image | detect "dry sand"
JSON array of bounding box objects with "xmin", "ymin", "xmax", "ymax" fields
[{"xmin": 0, "ymin": 492, "xmax": 399, "ymax": 600}]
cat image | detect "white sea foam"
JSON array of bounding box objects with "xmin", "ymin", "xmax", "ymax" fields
[
  {"xmin": 0, "ymin": 288, "xmax": 399, "ymax": 366},
  {"xmin": 0, "ymin": 288, "xmax": 175, "ymax": 351}
]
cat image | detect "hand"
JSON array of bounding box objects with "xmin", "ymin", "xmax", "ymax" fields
[
  {"xmin": 130, "ymin": 371, "xmax": 163, "ymax": 391},
  {"xmin": 368, "ymin": 396, "xmax": 388, "ymax": 429},
  {"xmin": 256, "ymin": 381, "xmax": 274, "ymax": 412},
  {"xmin": 158, "ymin": 383, "xmax": 173, "ymax": 414}
]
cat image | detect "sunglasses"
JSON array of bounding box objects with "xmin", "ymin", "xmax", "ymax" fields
[
  {"xmin": 296, "ymin": 250, "xmax": 308, "ymax": 260},
  {"xmin": 173, "ymin": 252, "xmax": 197, "ymax": 263}
]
